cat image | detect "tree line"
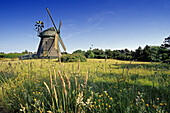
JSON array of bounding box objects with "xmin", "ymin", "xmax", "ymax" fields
[{"xmin": 72, "ymin": 37, "xmax": 170, "ymax": 63}]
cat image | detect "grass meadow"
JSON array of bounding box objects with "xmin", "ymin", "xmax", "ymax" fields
[{"xmin": 0, "ymin": 59, "xmax": 169, "ymax": 113}]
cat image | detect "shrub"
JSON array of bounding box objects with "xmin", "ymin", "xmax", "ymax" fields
[{"xmin": 61, "ymin": 54, "xmax": 87, "ymax": 62}]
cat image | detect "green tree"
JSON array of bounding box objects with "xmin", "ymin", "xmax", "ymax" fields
[
  {"xmin": 72, "ymin": 49, "xmax": 85, "ymax": 54},
  {"xmin": 85, "ymin": 50, "xmax": 94, "ymax": 58},
  {"xmin": 143, "ymin": 45, "xmax": 151, "ymax": 62},
  {"xmin": 135, "ymin": 46, "xmax": 143, "ymax": 61},
  {"xmin": 105, "ymin": 49, "xmax": 113, "ymax": 59},
  {"xmin": 150, "ymin": 46, "xmax": 161, "ymax": 62},
  {"xmin": 162, "ymin": 36, "xmax": 170, "ymax": 49}
]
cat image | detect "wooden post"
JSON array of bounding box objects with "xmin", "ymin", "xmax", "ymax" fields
[{"xmin": 78, "ymin": 58, "xmax": 80, "ymax": 71}]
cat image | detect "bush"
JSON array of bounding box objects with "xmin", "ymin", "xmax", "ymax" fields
[
  {"xmin": 85, "ymin": 50, "xmax": 94, "ymax": 58},
  {"xmin": 61, "ymin": 54, "xmax": 87, "ymax": 62},
  {"xmin": 94, "ymin": 55, "xmax": 105, "ymax": 59}
]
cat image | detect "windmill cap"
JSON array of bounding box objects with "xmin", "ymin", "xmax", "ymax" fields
[{"xmin": 38, "ymin": 27, "xmax": 55, "ymax": 37}]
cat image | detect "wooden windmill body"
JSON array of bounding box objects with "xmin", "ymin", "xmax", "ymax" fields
[{"xmin": 36, "ymin": 8, "xmax": 66, "ymax": 58}]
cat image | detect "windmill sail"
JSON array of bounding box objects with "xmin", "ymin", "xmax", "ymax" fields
[{"xmin": 46, "ymin": 8, "xmax": 66, "ymax": 52}]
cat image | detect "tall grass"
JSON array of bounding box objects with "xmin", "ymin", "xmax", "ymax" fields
[{"xmin": 0, "ymin": 59, "xmax": 169, "ymax": 112}]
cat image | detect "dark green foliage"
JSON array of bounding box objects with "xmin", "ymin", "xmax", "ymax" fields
[
  {"xmin": 134, "ymin": 46, "xmax": 143, "ymax": 61},
  {"xmin": 105, "ymin": 49, "xmax": 113, "ymax": 58},
  {"xmin": 72, "ymin": 49, "xmax": 85, "ymax": 54},
  {"xmin": 85, "ymin": 50, "xmax": 94, "ymax": 58},
  {"xmin": 61, "ymin": 54, "xmax": 87, "ymax": 62},
  {"xmin": 162, "ymin": 36, "xmax": 170, "ymax": 48},
  {"xmin": 0, "ymin": 53, "xmax": 25, "ymax": 58},
  {"xmin": 143, "ymin": 45, "xmax": 152, "ymax": 62}
]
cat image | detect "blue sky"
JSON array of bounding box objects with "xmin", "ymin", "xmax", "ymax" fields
[{"xmin": 1, "ymin": 0, "xmax": 170, "ymax": 53}]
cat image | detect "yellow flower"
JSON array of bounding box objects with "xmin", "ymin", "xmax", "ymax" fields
[
  {"xmin": 39, "ymin": 92, "xmax": 41, "ymax": 94},
  {"xmin": 109, "ymin": 105, "xmax": 111, "ymax": 108},
  {"xmin": 164, "ymin": 103, "xmax": 167, "ymax": 106},
  {"xmin": 105, "ymin": 93, "xmax": 108, "ymax": 96},
  {"xmin": 152, "ymin": 105, "xmax": 156, "ymax": 109},
  {"xmin": 105, "ymin": 108, "xmax": 108, "ymax": 110},
  {"xmin": 120, "ymin": 90, "xmax": 122, "ymax": 92},
  {"xmin": 34, "ymin": 98, "xmax": 36, "ymax": 101},
  {"xmin": 146, "ymin": 104, "xmax": 149, "ymax": 107},
  {"xmin": 102, "ymin": 103, "xmax": 104, "ymax": 105},
  {"xmin": 106, "ymin": 103, "xmax": 108, "ymax": 106},
  {"xmin": 99, "ymin": 95, "xmax": 101, "ymax": 98},
  {"xmin": 33, "ymin": 92, "xmax": 35, "ymax": 94},
  {"xmin": 94, "ymin": 101, "xmax": 96, "ymax": 104},
  {"xmin": 160, "ymin": 103, "xmax": 163, "ymax": 106},
  {"xmin": 98, "ymin": 105, "xmax": 100, "ymax": 108},
  {"xmin": 95, "ymin": 106, "xmax": 97, "ymax": 108},
  {"xmin": 141, "ymin": 98, "xmax": 144, "ymax": 102},
  {"xmin": 110, "ymin": 97, "xmax": 112, "ymax": 100},
  {"xmin": 98, "ymin": 99, "xmax": 100, "ymax": 102},
  {"xmin": 157, "ymin": 98, "xmax": 159, "ymax": 100}
]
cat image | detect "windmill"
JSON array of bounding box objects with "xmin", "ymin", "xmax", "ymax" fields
[{"xmin": 36, "ymin": 8, "xmax": 66, "ymax": 59}]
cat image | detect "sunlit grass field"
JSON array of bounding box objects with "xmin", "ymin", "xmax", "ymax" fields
[{"xmin": 0, "ymin": 59, "xmax": 169, "ymax": 112}]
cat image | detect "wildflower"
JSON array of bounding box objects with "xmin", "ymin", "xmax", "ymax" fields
[
  {"xmin": 160, "ymin": 103, "xmax": 163, "ymax": 106},
  {"xmin": 106, "ymin": 103, "xmax": 108, "ymax": 106},
  {"xmin": 98, "ymin": 99, "xmax": 100, "ymax": 102},
  {"xmin": 110, "ymin": 97, "xmax": 112, "ymax": 100},
  {"xmin": 105, "ymin": 93, "xmax": 108, "ymax": 96},
  {"xmin": 157, "ymin": 98, "xmax": 159, "ymax": 100},
  {"xmin": 98, "ymin": 105, "xmax": 100, "ymax": 108},
  {"xmin": 102, "ymin": 103, "xmax": 104, "ymax": 105},
  {"xmin": 105, "ymin": 108, "xmax": 108, "ymax": 110},
  {"xmin": 146, "ymin": 104, "xmax": 149, "ymax": 107},
  {"xmin": 164, "ymin": 103, "xmax": 167, "ymax": 106},
  {"xmin": 152, "ymin": 105, "xmax": 156, "ymax": 109},
  {"xmin": 33, "ymin": 92, "xmax": 35, "ymax": 94},
  {"xmin": 99, "ymin": 95, "xmax": 101, "ymax": 98},
  {"xmin": 34, "ymin": 98, "xmax": 36, "ymax": 101},
  {"xmin": 94, "ymin": 101, "xmax": 96, "ymax": 104},
  {"xmin": 120, "ymin": 90, "xmax": 122, "ymax": 92},
  {"xmin": 95, "ymin": 106, "xmax": 97, "ymax": 108},
  {"xmin": 109, "ymin": 105, "xmax": 111, "ymax": 108},
  {"xmin": 141, "ymin": 98, "xmax": 144, "ymax": 102},
  {"xmin": 39, "ymin": 92, "xmax": 41, "ymax": 94}
]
